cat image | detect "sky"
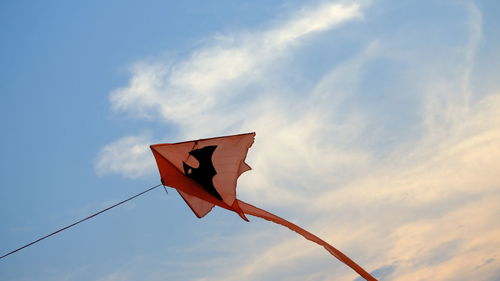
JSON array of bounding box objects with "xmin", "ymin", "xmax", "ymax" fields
[{"xmin": 1, "ymin": 0, "xmax": 499, "ymax": 280}]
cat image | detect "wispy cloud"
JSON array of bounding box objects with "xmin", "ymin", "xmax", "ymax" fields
[
  {"xmin": 95, "ymin": 134, "xmax": 155, "ymax": 178},
  {"xmin": 97, "ymin": 1, "xmax": 366, "ymax": 178},
  {"xmin": 107, "ymin": 1, "xmax": 364, "ymax": 135},
  {"xmin": 97, "ymin": 0, "xmax": 500, "ymax": 280}
]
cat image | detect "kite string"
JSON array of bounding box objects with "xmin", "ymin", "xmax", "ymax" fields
[{"xmin": 0, "ymin": 183, "xmax": 163, "ymax": 261}]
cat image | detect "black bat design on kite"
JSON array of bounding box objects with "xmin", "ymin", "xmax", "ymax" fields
[{"xmin": 182, "ymin": 145, "xmax": 223, "ymax": 201}]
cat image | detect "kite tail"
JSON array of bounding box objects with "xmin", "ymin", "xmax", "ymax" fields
[{"xmin": 237, "ymin": 200, "xmax": 377, "ymax": 281}]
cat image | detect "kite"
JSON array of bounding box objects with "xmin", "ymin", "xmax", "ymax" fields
[
  {"xmin": 0, "ymin": 132, "xmax": 376, "ymax": 280},
  {"xmin": 150, "ymin": 132, "xmax": 377, "ymax": 281}
]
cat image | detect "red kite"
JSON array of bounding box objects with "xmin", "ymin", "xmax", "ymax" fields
[{"xmin": 150, "ymin": 132, "xmax": 376, "ymax": 281}]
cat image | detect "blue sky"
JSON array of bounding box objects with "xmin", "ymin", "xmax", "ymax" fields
[{"xmin": 1, "ymin": 1, "xmax": 499, "ymax": 280}]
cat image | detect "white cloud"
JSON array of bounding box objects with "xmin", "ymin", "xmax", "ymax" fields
[
  {"xmin": 108, "ymin": 1, "xmax": 365, "ymax": 138},
  {"xmin": 95, "ymin": 135, "xmax": 155, "ymax": 178}
]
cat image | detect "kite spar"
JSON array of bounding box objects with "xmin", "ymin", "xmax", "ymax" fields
[{"xmin": 150, "ymin": 132, "xmax": 377, "ymax": 281}]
